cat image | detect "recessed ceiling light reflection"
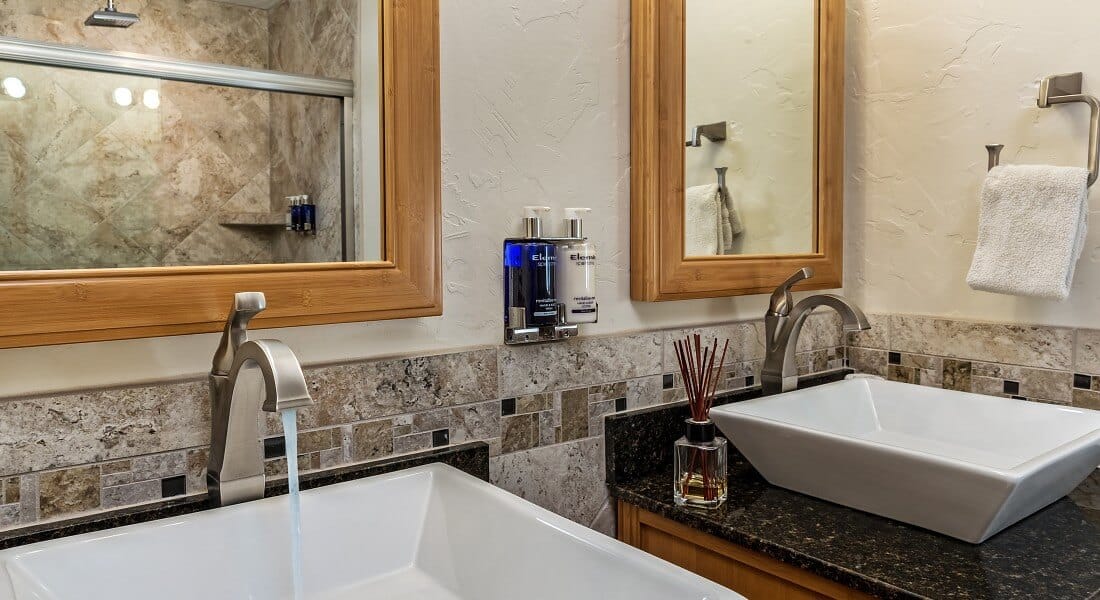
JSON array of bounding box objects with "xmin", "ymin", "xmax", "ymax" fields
[
  {"xmin": 142, "ymin": 89, "xmax": 160, "ymax": 109},
  {"xmin": 112, "ymin": 87, "xmax": 133, "ymax": 107},
  {"xmin": 1, "ymin": 77, "xmax": 26, "ymax": 99}
]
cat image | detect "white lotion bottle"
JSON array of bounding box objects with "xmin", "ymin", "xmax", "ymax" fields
[{"xmin": 558, "ymin": 208, "xmax": 598, "ymax": 324}]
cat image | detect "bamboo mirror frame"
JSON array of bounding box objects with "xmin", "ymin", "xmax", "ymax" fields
[
  {"xmin": 630, "ymin": 0, "xmax": 845, "ymax": 301},
  {"xmin": 0, "ymin": 0, "xmax": 441, "ymax": 349}
]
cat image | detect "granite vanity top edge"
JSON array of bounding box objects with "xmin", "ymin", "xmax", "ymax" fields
[
  {"xmin": 608, "ymin": 483, "xmax": 923, "ymax": 600},
  {"xmin": 0, "ymin": 442, "xmax": 490, "ymax": 551}
]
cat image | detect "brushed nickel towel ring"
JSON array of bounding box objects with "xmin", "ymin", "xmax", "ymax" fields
[{"xmin": 987, "ymin": 72, "xmax": 1100, "ymax": 187}]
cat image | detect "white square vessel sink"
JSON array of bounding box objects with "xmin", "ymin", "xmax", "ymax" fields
[
  {"xmin": 711, "ymin": 379, "xmax": 1100, "ymax": 543},
  {"xmin": 0, "ymin": 464, "xmax": 741, "ymax": 600}
]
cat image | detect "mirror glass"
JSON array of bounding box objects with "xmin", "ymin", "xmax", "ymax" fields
[
  {"xmin": 683, "ymin": 0, "xmax": 815, "ymax": 257},
  {"xmin": 0, "ymin": 0, "xmax": 381, "ymax": 271}
]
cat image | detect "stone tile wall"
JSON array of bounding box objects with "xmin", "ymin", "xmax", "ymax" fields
[
  {"xmin": 5, "ymin": 311, "xmax": 1096, "ymax": 537},
  {"xmin": 849, "ymin": 314, "xmax": 1100, "ymax": 410},
  {"xmin": 267, "ymin": 0, "xmax": 354, "ymax": 264},
  {"xmin": 0, "ymin": 0, "xmax": 280, "ymax": 269},
  {"xmin": 0, "ymin": 313, "xmax": 845, "ymax": 534}
]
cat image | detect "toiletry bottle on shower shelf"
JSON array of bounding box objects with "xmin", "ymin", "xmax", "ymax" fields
[
  {"xmin": 558, "ymin": 208, "xmax": 597, "ymax": 324},
  {"xmin": 290, "ymin": 197, "xmax": 302, "ymax": 233},
  {"xmin": 504, "ymin": 206, "xmax": 559, "ymax": 328},
  {"xmin": 285, "ymin": 196, "xmax": 294, "ymax": 231},
  {"xmin": 300, "ymin": 195, "xmax": 316, "ymax": 236}
]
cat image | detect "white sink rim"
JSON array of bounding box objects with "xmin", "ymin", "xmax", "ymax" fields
[
  {"xmin": 0, "ymin": 463, "xmax": 743, "ymax": 600},
  {"xmin": 726, "ymin": 381, "xmax": 1100, "ymax": 478}
]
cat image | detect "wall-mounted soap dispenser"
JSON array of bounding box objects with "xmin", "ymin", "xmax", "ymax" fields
[{"xmin": 504, "ymin": 207, "xmax": 598, "ymax": 345}]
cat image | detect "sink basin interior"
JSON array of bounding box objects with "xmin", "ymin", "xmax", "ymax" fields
[
  {"xmin": 1, "ymin": 465, "xmax": 738, "ymax": 600},
  {"xmin": 731, "ymin": 379, "xmax": 1100, "ymax": 470}
]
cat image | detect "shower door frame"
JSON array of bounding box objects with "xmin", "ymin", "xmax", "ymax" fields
[{"xmin": 0, "ymin": 0, "xmax": 442, "ymax": 349}]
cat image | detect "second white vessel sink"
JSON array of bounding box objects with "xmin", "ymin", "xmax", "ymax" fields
[
  {"xmin": 711, "ymin": 379, "xmax": 1100, "ymax": 543},
  {"xmin": 0, "ymin": 464, "xmax": 741, "ymax": 600}
]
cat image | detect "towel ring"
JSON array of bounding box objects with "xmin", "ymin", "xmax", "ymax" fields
[{"xmin": 986, "ymin": 72, "xmax": 1100, "ymax": 187}]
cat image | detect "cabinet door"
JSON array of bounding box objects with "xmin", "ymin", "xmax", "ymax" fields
[{"xmin": 618, "ymin": 502, "xmax": 871, "ymax": 600}]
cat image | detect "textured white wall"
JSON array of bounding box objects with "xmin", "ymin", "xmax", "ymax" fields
[
  {"xmin": 684, "ymin": 0, "xmax": 815, "ymax": 255},
  {"xmin": 845, "ymin": 0, "xmax": 1100, "ymax": 327},
  {"xmin": 0, "ymin": 0, "xmax": 779, "ymax": 397}
]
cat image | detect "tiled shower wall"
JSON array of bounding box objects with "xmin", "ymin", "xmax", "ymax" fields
[
  {"xmin": 0, "ymin": 314, "xmax": 847, "ymax": 534},
  {"xmin": 267, "ymin": 0, "xmax": 353, "ymax": 264},
  {"xmin": 0, "ymin": 0, "xmax": 277, "ymax": 269}
]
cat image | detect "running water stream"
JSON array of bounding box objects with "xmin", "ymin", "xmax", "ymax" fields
[{"xmin": 282, "ymin": 409, "xmax": 304, "ymax": 600}]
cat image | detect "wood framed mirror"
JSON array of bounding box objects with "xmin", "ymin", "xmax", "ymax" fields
[
  {"xmin": 630, "ymin": 0, "xmax": 844, "ymax": 301},
  {"xmin": 0, "ymin": 0, "xmax": 440, "ymax": 348}
]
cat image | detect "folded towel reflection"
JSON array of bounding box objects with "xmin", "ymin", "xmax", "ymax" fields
[
  {"xmin": 718, "ymin": 185, "xmax": 744, "ymax": 253},
  {"xmin": 966, "ymin": 164, "xmax": 1090, "ymax": 300},
  {"xmin": 685, "ymin": 184, "xmax": 742, "ymax": 255}
]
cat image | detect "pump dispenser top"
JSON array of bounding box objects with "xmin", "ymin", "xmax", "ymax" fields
[
  {"xmin": 523, "ymin": 206, "xmax": 551, "ymax": 238},
  {"xmin": 564, "ymin": 207, "xmax": 591, "ymax": 239}
]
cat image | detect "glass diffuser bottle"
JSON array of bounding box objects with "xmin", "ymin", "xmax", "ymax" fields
[
  {"xmin": 671, "ymin": 334, "xmax": 730, "ymax": 509},
  {"xmin": 674, "ymin": 419, "xmax": 727, "ymax": 508}
]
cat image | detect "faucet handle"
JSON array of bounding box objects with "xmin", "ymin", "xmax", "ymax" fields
[
  {"xmin": 211, "ymin": 292, "xmax": 267, "ymax": 376},
  {"xmin": 768, "ymin": 268, "xmax": 814, "ymax": 317}
]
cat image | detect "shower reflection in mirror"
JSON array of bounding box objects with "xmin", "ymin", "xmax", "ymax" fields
[{"xmin": 0, "ymin": 0, "xmax": 382, "ymax": 272}]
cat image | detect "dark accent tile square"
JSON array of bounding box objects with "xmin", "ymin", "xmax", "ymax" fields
[
  {"xmin": 264, "ymin": 436, "xmax": 286, "ymax": 459},
  {"xmin": 1074, "ymin": 373, "xmax": 1093, "ymax": 390},
  {"xmin": 432, "ymin": 429, "xmax": 449, "ymax": 448},
  {"xmin": 501, "ymin": 398, "xmax": 516, "ymax": 416},
  {"xmin": 615, "ymin": 397, "xmax": 627, "ymax": 412},
  {"xmin": 161, "ymin": 475, "xmax": 186, "ymax": 498},
  {"xmin": 1003, "ymin": 380, "xmax": 1020, "ymax": 395},
  {"xmin": 662, "ymin": 374, "xmax": 675, "ymax": 389},
  {"xmin": 888, "ymin": 352, "xmax": 902, "ymax": 365},
  {"xmin": 745, "ymin": 375, "xmax": 755, "ymax": 387}
]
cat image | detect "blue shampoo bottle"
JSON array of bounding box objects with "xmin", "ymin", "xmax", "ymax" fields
[{"xmin": 505, "ymin": 206, "xmax": 559, "ymax": 328}]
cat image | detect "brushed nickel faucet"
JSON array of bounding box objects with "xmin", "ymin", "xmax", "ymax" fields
[
  {"xmin": 207, "ymin": 292, "xmax": 314, "ymax": 507},
  {"xmin": 761, "ymin": 268, "xmax": 871, "ymax": 395}
]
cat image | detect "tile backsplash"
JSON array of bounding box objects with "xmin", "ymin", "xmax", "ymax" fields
[
  {"xmin": 849, "ymin": 314, "xmax": 1100, "ymax": 410},
  {"xmin": 0, "ymin": 312, "xmax": 843, "ymax": 534},
  {"xmin": 3, "ymin": 311, "xmax": 1099, "ymax": 537}
]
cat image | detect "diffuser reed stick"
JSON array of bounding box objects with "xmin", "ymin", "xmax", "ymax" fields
[{"xmin": 673, "ymin": 334, "xmax": 729, "ymax": 421}]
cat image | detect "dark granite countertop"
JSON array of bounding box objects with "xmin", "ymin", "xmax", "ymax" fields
[
  {"xmin": 0, "ymin": 442, "xmax": 490, "ymax": 551},
  {"xmin": 605, "ymin": 372, "xmax": 1100, "ymax": 600}
]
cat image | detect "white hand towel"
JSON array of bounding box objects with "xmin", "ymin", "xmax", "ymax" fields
[
  {"xmin": 966, "ymin": 164, "xmax": 1090, "ymax": 300},
  {"xmin": 718, "ymin": 186, "xmax": 744, "ymax": 254},
  {"xmin": 685, "ymin": 183, "xmax": 721, "ymax": 255}
]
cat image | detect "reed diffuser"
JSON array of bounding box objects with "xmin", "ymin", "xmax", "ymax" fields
[{"xmin": 672, "ymin": 334, "xmax": 729, "ymax": 509}]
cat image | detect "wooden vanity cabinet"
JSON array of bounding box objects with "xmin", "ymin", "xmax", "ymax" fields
[{"xmin": 617, "ymin": 501, "xmax": 873, "ymax": 599}]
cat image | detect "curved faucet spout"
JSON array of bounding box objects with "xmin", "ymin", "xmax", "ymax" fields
[
  {"xmin": 228, "ymin": 340, "xmax": 313, "ymax": 414},
  {"xmin": 762, "ymin": 279, "xmax": 871, "ymax": 395}
]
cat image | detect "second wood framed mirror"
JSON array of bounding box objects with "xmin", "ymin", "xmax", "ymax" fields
[{"xmin": 630, "ymin": 0, "xmax": 845, "ymax": 301}]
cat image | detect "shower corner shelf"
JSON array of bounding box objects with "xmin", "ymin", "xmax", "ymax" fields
[{"xmin": 217, "ymin": 213, "xmax": 287, "ymax": 229}]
